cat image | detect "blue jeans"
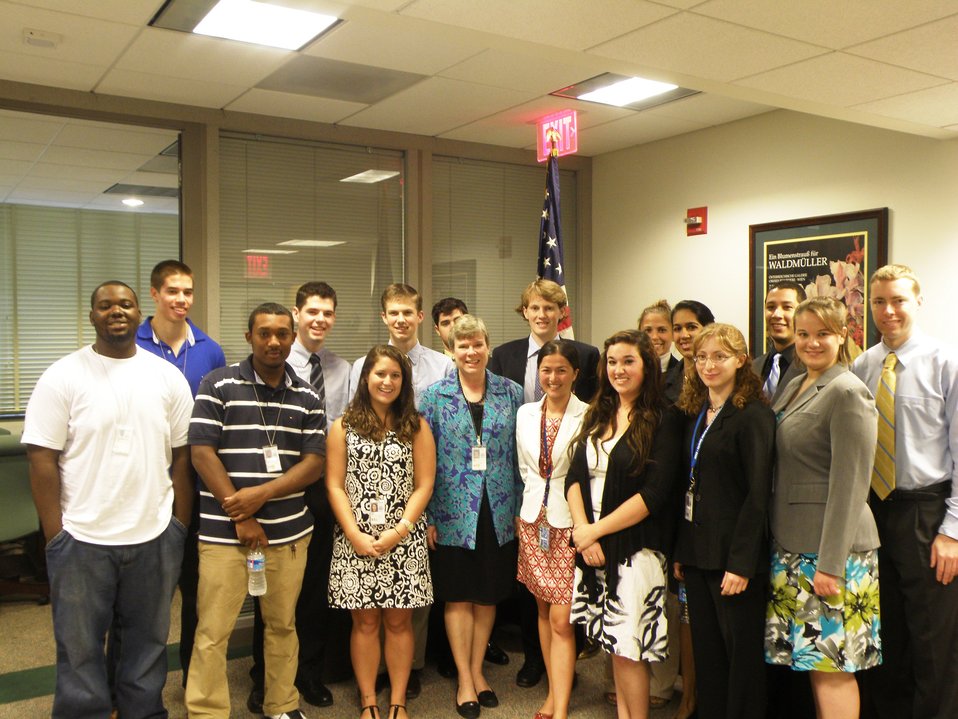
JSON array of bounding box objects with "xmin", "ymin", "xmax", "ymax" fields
[{"xmin": 45, "ymin": 517, "xmax": 186, "ymax": 719}]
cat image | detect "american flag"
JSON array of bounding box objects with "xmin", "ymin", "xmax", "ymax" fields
[{"xmin": 537, "ymin": 134, "xmax": 574, "ymax": 337}]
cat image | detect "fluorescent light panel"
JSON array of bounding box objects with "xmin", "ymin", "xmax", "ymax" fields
[
  {"xmin": 278, "ymin": 239, "xmax": 346, "ymax": 248},
  {"xmin": 552, "ymin": 73, "xmax": 699, "ymax": 111},
  {"xmin": 194, "ymin": 0, "xmax": 338, "ymax": 50},
  {"xmin": 122, "ymin": 198, "xmax": 144, "ymax": 207},
  {"xmin": 578, "ymin": 76, "xmax": 677, "ymax": 107},
  {"xmin": 242, "ymin": 248, "xmax": 298, "ymax": 254},
  {"xmin": 340, "ymin": 170, "xmax": 400, "ymax": 184}
]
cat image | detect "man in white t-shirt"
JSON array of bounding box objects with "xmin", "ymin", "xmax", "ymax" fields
[{"xmin": 23, "ymin": 280, "xmax": 194, "ymax": 718}]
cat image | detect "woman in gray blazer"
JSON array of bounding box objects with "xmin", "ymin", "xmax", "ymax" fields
[{"xmin": 766, "ymin": 298, "xmax": 881, "ymax": 718}]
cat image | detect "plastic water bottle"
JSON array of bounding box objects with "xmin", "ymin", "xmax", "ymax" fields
[{"xmin": 247, "ymin": 549, "xmax": 267, "ymax": 596}]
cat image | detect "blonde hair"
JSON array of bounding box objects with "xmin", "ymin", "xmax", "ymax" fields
[
  {"xmin": 638, "ymin": 299, "xmax": 672, "ymax": 328},
  {"xmin": 870, "ymin": 263, "xmax": 920, "ymax": 295},
  {"xmin": 515, "ymin": 279, "xmax": 567, "ymax": 316},
  {"xmin": 794, "ymin": 297, "xmax": 853, "ymax": 366},
  {"xmin": 677, "ymin": 323, "xmax": 765, "ymax": 414},
  {"xmin": 449, "ymin": 314, "xmax": 489, "ymax": 346}
]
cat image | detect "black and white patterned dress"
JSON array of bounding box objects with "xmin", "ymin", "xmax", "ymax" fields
[{"xmin": 328, "ymin": 427, "xmax": 433, "ymax": 609}]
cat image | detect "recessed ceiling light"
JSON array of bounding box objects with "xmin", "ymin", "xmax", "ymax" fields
[
  {"xmin": 578, "ymin": 77, "xmax": 677, "ymax": 107},
  {"xmin": 552, "ymin": 73, "xmax": 699, "ymax": 111},
  {"xmin": 122, "ymin": 198, "xmax": 144, "ymax": 207},
  {"xmin": 193, "ymin": 0, "xmax": 338, "ymax": 50},
  {"xmin": 278, "ymin": 239, "xmax": 346, "ymax": 248},
  {"xmin": 241, "ymin": 248, "xmax": 298, "ymax": 254},
  {"xmin": 340, "ymin": 170, "xmax": 401, "ymax": 184}
]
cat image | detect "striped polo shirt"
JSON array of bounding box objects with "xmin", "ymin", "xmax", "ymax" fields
[{"xmin": 189, "ymin": 357, "xmax": 326, "ymax": 545}]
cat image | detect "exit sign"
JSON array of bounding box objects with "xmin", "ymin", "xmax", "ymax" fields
[
  {"xmin": 245, "ymin": 254, "xmax": 271, "ymax": 279},
  {"xmin": 536, "ymin": 110, "xmax": 578, "ymax": 162}
]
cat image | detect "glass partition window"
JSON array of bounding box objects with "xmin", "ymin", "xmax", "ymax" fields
[
  {"xmin": 431, "ymin": 156, "xmax": 577, "ymax": 352},
  {"xmin": 218, "ymin": 135, "xmax": 404, "ymax": 364}
]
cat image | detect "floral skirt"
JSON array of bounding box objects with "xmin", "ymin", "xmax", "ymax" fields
[
  {"xmin": 569, "ymin": 549, "xmax": 668, "ymax": 662},
  {"xmin": 517, "ymin": 506, "xmax": 575, "ymax": 605},
  {"xmin": 764, "ymin": 544, "xmax": 881, "ymax": 672}
]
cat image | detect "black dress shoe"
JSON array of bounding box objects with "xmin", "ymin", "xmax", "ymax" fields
[
  {"xmin": 456, "ymin": 698, "xmax": 481, "ymax": 719},
  {"xmin": 484, "ymin": 641, "xmax": 509, "ymax": 666},
  {"xmin": 515, "ymin": 660, "xmax": 545, "ymax": 688},
  {"xmin": 477, "ymin": 690, "xmax": 498, "ymax": 708},
  {"xmin": 247, "ymin": 685, "xmax": 264, "ymax": 714},
  {"xmin": 406, "ymin": 670, "xmax": 422, "ymax": 700},
  {"xmin": 298, "ymin": 676, "xmax": 334, "ymax": 707}
]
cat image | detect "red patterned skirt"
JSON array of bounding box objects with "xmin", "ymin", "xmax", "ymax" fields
[{"xmin": 517, "ymin": 505, "xmax": 576, "ymax": 605}]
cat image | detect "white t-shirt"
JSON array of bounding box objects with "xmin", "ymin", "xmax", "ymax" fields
[
  {"xmin": 586, "ymin": 437, "xmax": 616, "ymax": 517},
  {"xmin": 22, "ymin": 346, "xmax": 193, "ymax": 545}
]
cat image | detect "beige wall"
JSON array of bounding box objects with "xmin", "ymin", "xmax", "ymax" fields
[{"xmin": 591, "ymin": 109, "xmax": 958, "ymax": 350}]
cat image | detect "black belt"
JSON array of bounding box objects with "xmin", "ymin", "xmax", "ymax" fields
[{"xmin": 879, "ymin": 481, "xmax": 950, "ymax": 502}]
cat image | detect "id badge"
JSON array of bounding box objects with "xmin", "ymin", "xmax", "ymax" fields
[
  {"xmin": 684, "ymin": 491, "xmax": 694, "ymax": 522},
  {"xmin": 368, "ymin": 498, "xmax": 386, "ymax": 526},
  {"xmin": 114, "ymin": 425, "xmax": 132, "ymax": 455},
  {"xmin": 471, "ymin": 445, "xmax": 487, "ymax": 471},
  {"xmin": 538, "ymin": 524, "xmax": 550, "ymax": 551},
  {"xmin": 263, "ymin": 444, "xmax": 282, "ymax": 472}
]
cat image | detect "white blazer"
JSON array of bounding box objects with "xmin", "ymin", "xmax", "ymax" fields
[{"xmin": 516, "ymin": 394, "xmax": 588, "ymax": 527}]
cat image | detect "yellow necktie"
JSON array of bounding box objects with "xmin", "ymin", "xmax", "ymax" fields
[{"xmin": 871, "ymin": 352, "xmax": 897, "ymax": 499}]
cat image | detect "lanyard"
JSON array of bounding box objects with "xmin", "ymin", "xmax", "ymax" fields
[
  {"xmin": 457, "ymin": 375, "xmax": 485, "ymax": 446},
  {"xmin": 688, "ymin": 403, "xmax": 717, "ymax": 488},
  {"xmin": 538, "ymin": 404, "xmax": 563, "ymax": 507},
  {"xmin": 252, "ymin": 383, "xmax": 288, "ymax": 447}
]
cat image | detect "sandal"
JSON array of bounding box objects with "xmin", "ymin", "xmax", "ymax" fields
[
  {"xmin": 361, "ymin": 705, "xmax": 381, "ymax": 719},
  {"xmin": 650, "ymin": 695, "xmax": 670, "ymax": 707},
  {"xmin": 389, "ymin": 705, "xmax": 407, "ymax": 719}
]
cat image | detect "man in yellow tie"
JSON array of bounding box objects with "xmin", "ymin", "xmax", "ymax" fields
[{"xmin": 852, "ymin": 264, "xmax": 958, "ymax": 719}]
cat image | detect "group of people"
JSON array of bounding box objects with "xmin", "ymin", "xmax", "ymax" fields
[{"xmin": 21, "ymin": 262, "xmax": 957, "ymax": 719}]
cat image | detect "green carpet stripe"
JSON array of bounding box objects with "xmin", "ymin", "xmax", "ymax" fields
[{"xmin": 0, "ymin": 643, "xmax": 251, "ymax": 704}]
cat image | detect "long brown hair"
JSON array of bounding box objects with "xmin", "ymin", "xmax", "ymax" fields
[
  {"xmin": 676, "ymin": 323, "xmax": 765, "ymax": 414},
  {"xmin": 343, "ymin": 345, "xmax": 420, "ymax": 444},
  {"xmin": 573, "ymin": 329, "xmax": 664, "ymax": 472}
]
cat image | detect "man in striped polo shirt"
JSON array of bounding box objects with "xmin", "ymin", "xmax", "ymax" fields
[{"xmin": 185, "ymin": 302, "xmax": 326, "ymax": 719}]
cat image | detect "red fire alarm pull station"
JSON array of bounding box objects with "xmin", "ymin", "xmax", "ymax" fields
[{"xmin": 686, "ymin": 207, "xmax": 707, "ymax": 236}]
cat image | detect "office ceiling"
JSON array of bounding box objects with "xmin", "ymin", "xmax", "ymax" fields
[{"xmin": 1, "ymin": 0, "xmax": 957, "ymax": 210}]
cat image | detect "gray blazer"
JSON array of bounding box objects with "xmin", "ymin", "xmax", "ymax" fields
[
  {"xmin": 752, "ymin": 343, "xmax": 804, "ymax": 405},
  {"xmin": 770, "ymin": 363, "xmax": 880, "ymax": 576}
]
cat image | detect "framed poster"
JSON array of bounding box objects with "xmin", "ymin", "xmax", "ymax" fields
[{"xmin": 749, "ymin": 208, "xmax": 888, "ymax": 355}]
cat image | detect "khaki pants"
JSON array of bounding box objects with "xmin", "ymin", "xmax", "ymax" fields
[{"xmin": 186, "ymin": 537, "xmax": 310, "ymax": 718}]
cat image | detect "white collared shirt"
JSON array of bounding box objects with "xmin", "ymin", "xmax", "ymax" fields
[
  {"xmin": 524, "ymin": 333, "xmax": 560, "ymax": 404},
  {"xmin": 348, "ymin": 340, "xmax": 453, "ymax": 408},
  {"xmin": 288, "ymin": 339, "xmax": 351, "ymax": 428}
]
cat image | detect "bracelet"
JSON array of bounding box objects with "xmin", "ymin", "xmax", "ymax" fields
[
  {"xmin": 399, "ymin": 518, "xmax": 414, "ymax": 533},
  {"xmin": 392, "ymin": 527, "xmax": 404, "ymax": 540}
]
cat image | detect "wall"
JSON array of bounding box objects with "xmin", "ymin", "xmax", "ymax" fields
[{"xmin": 591, "ymin": 110, "xmax": 958, "ymax": 349}]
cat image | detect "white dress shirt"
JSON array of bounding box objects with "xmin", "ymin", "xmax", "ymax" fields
[
  {"xmin": 348, "ymin": 340, "xmax": 453, "ymax": 408},
  {"xmin": 288, "ymin": 339, "xmax": 351, "ymax": 429}
]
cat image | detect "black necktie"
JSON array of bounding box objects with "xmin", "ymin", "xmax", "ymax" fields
[{"xmin": 308, "ymin": 353, "xmax": 326, "ymax": 410}]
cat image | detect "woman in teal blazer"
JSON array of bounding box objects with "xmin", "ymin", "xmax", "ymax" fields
[{"xmin": 419, "ymin": 314, "xmax": 523, "ymax": 719}]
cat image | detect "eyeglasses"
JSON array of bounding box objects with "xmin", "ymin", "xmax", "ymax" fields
[{"xmin": 693, "ymin": 353, "xmax": 736, "ymax": 366}]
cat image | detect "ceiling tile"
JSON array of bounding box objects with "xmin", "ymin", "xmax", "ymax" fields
[
  {"xmin": 335, "ymin": 0, "xmax": 410, "ymax": 10},
  {"xmin": 0, "ymin": 140, "xmax": 47, "ymax": 162},
  {"xmin": 97, "ymin": 68, "xmax": 247, "ymax": 108},
  {"xmin": 0, "ymin": 2, "xmax": 142, "ymax": 65},
  {"xmin": 257, "ymin": 55, "xmax": 423, "ymax": 104},
  {"xmin": 8, "ymin": 188, "xmax": 100, "ymax": 205},
  {"xmin": 113, "ymin": 27, "xmax": 292, "ymax": 86},
  {"xmin": 12, "ymin": 0, "xmax": 162, "ymax": 26},
  {"xmin": 735, "ymin": 53, "xmax": 949, "ymax": 107},
  {"xmin": 226, "ymin": 88, "xmax": 367, "ymax": 123},
  {"xmin": 439, "ymin": 95, "xmax": 633, "ymax": 147},
  {"xmin": 0, "ymin": 48, "xmax": 105, "ymax": 91},
  {"xmin": 847, "ymin": 14, "xmax": 958, "ymax": 81},
  {"xmin": 440, "ymin": 49, "xmax": 592, "ymax": 94},
  {"xmin": 575, "ymin": 112, "xmax": 707, "ymax": 156},
  {"xmin": 53, "ymin": 125, "xmax": 177, "ymax": 155},
  {"xmin": 401, "ymin": 0, "xmax": 677, "ymax": 51},
  {"xmin": 28, "ymin": 163, "xmax": 130, "ymax": 182},
  {"xmin": 693, "ymin": 0, "xmax": 958, "ymax": 49},
  {"xmin": 0, "ymin": 158, "xmax": 34, "ymax": 175},
  {"xmin": 304, "ymin": 16, "xmax": 486, "ymax": 75},
  {"xmin": 590, "ymin": 13, "xmax": 827, "ymax": 83},
  {"xmin": 853, "ymin": 82, "xmax": 958, "ymax": 128},
  {"xmin": 15, "ymin": 175, "xmax": 112, "ymax": 193},
  {"xmin": 643, "ymin": 92, "xmax": 771, "ymax": 125},
  {"xmin": 38, "ymin": 146, "xmax": 155, "ymax": 171},
  {"xmin": 342, "ymin": 76, "xmax": 534, "ymax": 136}
]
